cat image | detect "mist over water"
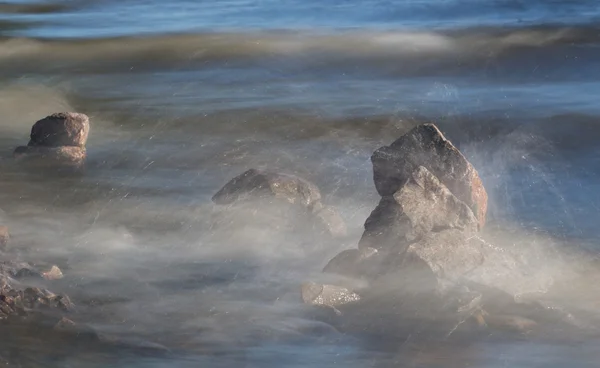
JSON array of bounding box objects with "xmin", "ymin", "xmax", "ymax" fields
[{"xmin": 1, "ymin": 0, "xmax": 600, "ymax": 367}]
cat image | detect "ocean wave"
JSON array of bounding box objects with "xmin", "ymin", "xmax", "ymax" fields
[{"xmin": 1, "ymin": 23, "xmax": 600, "ymax": 74}]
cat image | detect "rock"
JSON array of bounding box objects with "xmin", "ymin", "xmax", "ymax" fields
[
  {"xmin": 13, "ymin": 145, "xmax": 86, "ymax": 168},
  {"xmin": 213, "ymin": 169, "xmax": 347, "ymax": 237},
  {"xmin": 28, "ymin": 112, "xmax": 90, "ymax": 148},
  {"xmin": 0, "ymin": 284, "xmax": 73, "ymax": 321},
  {"xmin": 213, "ymin": 169, "xmax": 321, "ymax": 209},
  {"xmin": 0, "ymin": 226, "xmax": 8, "ymax": 251},
  {"xmin": 323, "ymin": 247, "xmax": 379, "ymax": 279},
  {"xmin": 301, "ymin": 282, "xmax": 360, "ymax": 311},
  {"xmin": 42, "ymin": 265, "xmax": 64, "ymax": 280},
  {"xmin": 1, "ymin": 262, "xmax": 64, "ymax": 281},
  {"xmin": 371, "ymin": 124, "xmax": 487, "ymax": 228},
  {"xmin": 358, "ymin": 166, "xmax": 478, "ymax": 251}
]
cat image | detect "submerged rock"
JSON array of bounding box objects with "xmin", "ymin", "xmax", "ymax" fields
[
  {"xmin": 371, "ymin": 124, "xmax": 487, "ymax": 228},
  {"xmin": 28, "ymin": 112, "xmax": 90, "ymax": 148},
  {"xmin": 213, "ymin": 169, "xmax": 322, "ymax": 209},
  {"xmin": 213, "ymin": 168, "xmax": 347, "ymax": 237},
  {"xmin": 311, "ymin": 204, "xmax": 348, "ymax": 238},
  {"xmin": 13, "ymin": 145, "xmax": 86, "ymax": 168}
]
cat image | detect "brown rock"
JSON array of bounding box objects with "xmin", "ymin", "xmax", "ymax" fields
[
  {"xmin": 371, "ymin": 124, "xmax": 487, "ymax": 228},
  {"xmin": 358, "ymin": 166, "xmax": 478, "ymax": 252},
  {"xmin": 28, "ymin": 112, "xmax": 90, "ymax": 148},
  {"xmin": 13, "ymin": 145, "xmax": 86, "ymax": 168},
  {"xmin": 0, "ymin": 226, "xmax": 8, "ymax": 250},
  {"xmin": 213, "ymin": 169, "xmax": 322, "ymax": 209}
]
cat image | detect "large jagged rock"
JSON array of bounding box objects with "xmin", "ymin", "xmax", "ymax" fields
[
  {"xmin": 28, "ymin": 112, "xmax": 89, "ymax": 148},
  {"xmin": 307, "ymin": 123, "xmax": 575, "ymax": 339},
  {"xmin": 358, "ymin": 166, "xmax": 478, "ymax": 252},
  {"xmin": 213, "ymin": 168, "xmax": 347, "ymax": 237},
  {"xmin": 371, "ymin": 124, "xmax": 487, "ymax": 228},
  {"xmin": 14, "ymin": 112, "xmax": 90, "ymax": 169}
]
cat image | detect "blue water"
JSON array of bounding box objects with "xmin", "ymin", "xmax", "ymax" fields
[{"xmin": 4, "ymin": 0, "xmax": 600, "ymax": 38}]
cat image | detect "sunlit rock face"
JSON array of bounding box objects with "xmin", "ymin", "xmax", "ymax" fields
[{"xmin": 371, "ymin": 123, "xmax": 487, "ymax": 229}]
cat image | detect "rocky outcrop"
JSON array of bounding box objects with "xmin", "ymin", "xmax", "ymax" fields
[
  {"xmin": 371, "ymin": 124, "xmax": 487, "ymax": 228},
  {"xmin": 213, "ymin": 169, "xmax": 347, "ymax": 237},
  {"xmin": 305, "ymin": 123, "xmax": 572, "ymax": 338},
  {"xmin": 14, "ymin": 112, "xmax": 90, "ymax": 169}
]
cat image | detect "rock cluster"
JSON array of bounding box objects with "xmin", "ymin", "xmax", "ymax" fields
[
  {"xmin": 14, "ymin": 112, "xmax": 90, "ymax": 169},
  {"xmin": 303, "ymin": 124, "xmax": 565, "ymax": 338}
]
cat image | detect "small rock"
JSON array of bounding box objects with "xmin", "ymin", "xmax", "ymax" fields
[
  {"xmin": 359, "ymin": 166, "xmax": 478, "ymax": 252},
  {"xmin": 42, "ymin": 265, "xmax": 64, "ymax": 280},
  {"xmin": 28, "ymin": 112, "xmax": 90, "ymax": 148},
  {"xmin": 53, "ymin": 316, "xmax": 77, "ymax": 331},
  {"xmin": 371, "ymin": 124, "xmax": 487, "ymax": 228},
  {"xmin": 301, "ymin": 282, "xmax": 360, "ymax": 310},
  {"xmin": 212, "ymin": 168, "xmax": 322, "ymax": 209}
]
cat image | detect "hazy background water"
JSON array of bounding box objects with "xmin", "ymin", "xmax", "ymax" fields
[{"xmin": 1, "ymin": 0, "xmax": 600, "ymax": 366}]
